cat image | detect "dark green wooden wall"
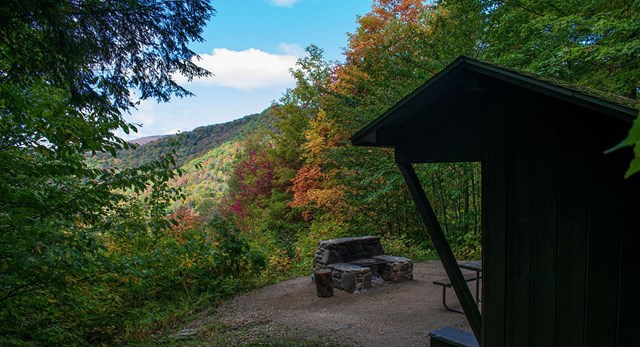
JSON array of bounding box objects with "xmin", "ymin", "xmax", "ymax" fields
[{"xmin": 480, "ymin": 86, "xmax": 640, "ymax": 347}]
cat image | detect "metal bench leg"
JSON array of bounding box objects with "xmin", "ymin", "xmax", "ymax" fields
[{"xmin": 442, "ymin": 286, "xmax": 464, "ymax": 314}]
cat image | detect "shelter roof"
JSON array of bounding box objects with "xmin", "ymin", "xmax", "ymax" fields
[{"xmin": 351, "ymin": 56, "xmax": 638, "ymax": 147}]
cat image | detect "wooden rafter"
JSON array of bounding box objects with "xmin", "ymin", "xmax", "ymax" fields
[{"xmin": 397, "ymin": 161, "xmax": 482, "ymax": 341}]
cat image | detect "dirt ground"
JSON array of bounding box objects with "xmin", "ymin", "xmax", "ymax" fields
[{"xmin": 215, "ymin": 261, "xmax": 476, "ymax": 346}]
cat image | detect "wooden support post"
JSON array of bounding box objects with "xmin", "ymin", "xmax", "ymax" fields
[
  {"xmin": 314, "ymin": 269, "xmax": 334, "ymax": 298},
  {"xmin": 397, "ymin": 161, "xmax": 482, "ymax": 341}
]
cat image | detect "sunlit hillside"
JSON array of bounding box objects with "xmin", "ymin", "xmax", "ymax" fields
[{"xmin": 87, "ymin": 108, "xmax": 276, "ymax": 169}]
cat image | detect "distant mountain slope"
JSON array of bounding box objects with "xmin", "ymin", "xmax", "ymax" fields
[
  {"xmin": 129, "ymin": 135, "xmax": 173, "ymax": 146},
  {"xmin": 89, "ymin": 107, "xmax": 276, "ymax": 169},
  {"xmin": 172, "ymin": 140, "xmax": 243, "ymax": 211}
]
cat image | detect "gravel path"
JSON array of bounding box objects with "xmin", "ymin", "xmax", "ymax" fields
[{"xmin": 216, "ymin": 261, "xmax": 475, "ymax": 346}]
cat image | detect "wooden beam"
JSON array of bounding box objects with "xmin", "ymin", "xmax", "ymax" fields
[{"xmin": 397, "ymin": 161, "xmax": 483, "ymax": 341}]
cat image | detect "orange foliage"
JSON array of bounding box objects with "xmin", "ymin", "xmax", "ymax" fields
[
  {"xmin": 166, "ymin": 206, "xmax": 202, "ymax": 243},
  {"xmin": 290, "ymin": 165, "xmax": 322, "ymax": 209},
  {"xmin": 331, "ymin": 0, "xmax": 434, "ymax": 96},
  {"xmin": 346, "ymin": 0, "xmax": 428, "ymax": 63},
  {"xmin": 307, "ymin": 184, "xmax": 345, "ymax": 212},
  {"xmin": 290, "ymin": 165, "xmax": 346, "ymax": 221},
  {"xmin": 329, "ymin": 65, "xmax": 370, "ymax": 96},
  {"xmin": 371, "ymin": 0, "xmax": 425, "ymax": 22},
  {"xmin": 289, "ymin": 107, "xmax": 351, "ymax": 220}
]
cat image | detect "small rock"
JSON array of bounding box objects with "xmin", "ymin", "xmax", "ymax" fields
[{"xmin": 172, "ymin": 328, "xmax": 198, "ymax": 340}]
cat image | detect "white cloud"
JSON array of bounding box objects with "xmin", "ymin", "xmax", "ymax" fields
[
  {"xmin": 267, "ymin": 0, "xmax": 300, "ymax": 7},
  {"xmin": 277, "ymin": 43, "xmax": 305, "ymax": 56},
  {"xmin": 178, "ymin": 47, "xmax": 300, "ymax": 91}
]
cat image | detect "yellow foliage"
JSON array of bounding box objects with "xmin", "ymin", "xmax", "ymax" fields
[
  {"xmin": 268, "ymin": 248, "xmax": 292, "ymax": 274},
  {"xmin": 307, "ymin": 186, "xmax": 345, "ymax": 211},
  {"xmin": 180, "ymin": 254, "xmax": 195, "ymax": 269},
  {"xmin": 303, "ymin": 109, "xmax": 341, "ymax": 162}
]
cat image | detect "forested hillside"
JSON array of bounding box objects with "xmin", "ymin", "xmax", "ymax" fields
[
  {"xmin": 87, "ymin": 108, "xmax": 278, "ymax": 217},
  {"xmin": 88, "ymin": 109, "xmax": 275, "ymax": 169},
  {"xmin": 2, "ymin": 0, "xmax": 638, "ymax": 345}
]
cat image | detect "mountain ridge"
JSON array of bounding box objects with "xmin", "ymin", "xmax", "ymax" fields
[
  {"xmin": 88, "ymin": 107, "xmax": 277, "ymax": 169},
  {"xmin": 128, "ymin": 134, "xmax": 174, "ymax": 146}
]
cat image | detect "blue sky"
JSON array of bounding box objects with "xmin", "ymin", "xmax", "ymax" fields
[{"xmin": 124, "ymin": 0, "xmax": 371, "ymax": 139}]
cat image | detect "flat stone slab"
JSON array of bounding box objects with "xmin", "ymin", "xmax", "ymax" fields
[
  {"xmin": 373, "ymin": 255, "xmax": 412, "ymax": 263},
  {"xmin": 314, "ymin": 236, "xmax": 385, "ymax": 267},
  {"xmin": 317, "ymin": 236, "xmax": 380, "ymax": 249},
  {"xmin": 328, "ymin": 263, "xmax": 370, "ymax": 273},
  {"xmin": 350, "ymin": 258, "xmax": 388, "ymax": 267}
]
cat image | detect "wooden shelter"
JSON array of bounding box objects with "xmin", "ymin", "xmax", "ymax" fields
[{"xmin": 350, "ymin": 56, "xmax": 640, "ymax": 346}]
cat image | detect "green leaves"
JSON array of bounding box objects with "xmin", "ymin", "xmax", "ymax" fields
[
  {"xmin": 0, "ymin": 0, "xmax": 216, "ymax": 344},
  {"xmin": 483, "ymin": 0, "xmax": 640, "ymax": 98},
  {"xmin": 607, "ymin": 111, "xmax": 640, "ymax": 178}
]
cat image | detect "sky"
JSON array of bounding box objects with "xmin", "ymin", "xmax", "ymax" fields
[{"xmin": 123, "ymin": 0, "xmax": 372, "ymax": 139}]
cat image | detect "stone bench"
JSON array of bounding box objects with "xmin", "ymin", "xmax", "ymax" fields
[
  {"xmin": 327, "ymin": 263, "xmax": 372, "ymax": 293},
  {"xmin": 314, "ymin": 236, "xmax": 413, "ymax": 293}
]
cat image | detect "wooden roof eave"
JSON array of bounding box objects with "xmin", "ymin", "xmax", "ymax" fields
[
  {"xmin": 462, "ymin": 59, "xmax": 638, "ymax": 122},
  {"xmin": 350, "ymin": 56, "xmax": 470, "ymax": 147},
  {"xmin": 351, "ymin": 56, "xmax": 638, "ymax": 148}
]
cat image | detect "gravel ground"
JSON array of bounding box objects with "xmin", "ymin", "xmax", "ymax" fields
[{"xmin": 215, "ymin": 261, "xmax": 476, "ymax": 346}]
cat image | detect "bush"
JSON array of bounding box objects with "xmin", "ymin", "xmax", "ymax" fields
[
  {"xmin": 292, "ymin": 220, "xmax": 349, "ymax": 275},
  {"xmin": 0, "ymin": 203, "xmax": 268, "ymax": 346},
  {"xmin": 380, "ymin": 234, "xmax": 436, "ymax": 261}
]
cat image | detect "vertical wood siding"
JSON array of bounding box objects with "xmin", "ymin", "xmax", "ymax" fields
[
  {"xmin": 481, "ymin": 92, "xmax": 507, "ymax": 347},
  {"xmin": 482, "ymin": 91, "xmax": 636, "ymax": 347}
]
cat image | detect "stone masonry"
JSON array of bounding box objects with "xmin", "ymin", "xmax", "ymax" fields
[
  {"xmin": 313, "ymin": 236, "xmax": 413, "ymax": 293},
  {"xmin": 328, "ymin": 263, "xmax": 372, "ymax": 293}
]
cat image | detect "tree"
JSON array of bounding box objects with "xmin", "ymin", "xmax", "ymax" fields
[
  {"xmin": 0, "ymin": 0, "xmax": 214, "ymax": 344},
  {"xmin": 614, "ymin": 111, "xmax": 640, "ymax": 177},
  {"xmin": 1, "ymin": 0, "xmax": 213, "ymax": 155},
  {"xmin": 481, "ymin": 0, "xmax": 639, "ymax": 98},
  {"xmin": 225, "ymin": 139, "xmax": 275, "ymax": 217}
]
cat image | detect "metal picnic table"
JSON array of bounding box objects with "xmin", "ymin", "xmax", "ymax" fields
[{"xmin": 458, "ymin": 260, "xmax": 482, "ymax": 304}]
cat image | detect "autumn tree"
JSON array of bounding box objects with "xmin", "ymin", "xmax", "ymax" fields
[
  {"xmin": 225, "ymin": 139, "xmax": 275, "ymax": 217},
  {"xmin": 227, "ymin": 47, "xmax": 333, "ymax": 261},
  {"xmin": 288, "ymin": 0, "xmax": 486, "ymax": 255},
  {"xmin": 290, "ymin": 110, "xmax": 347, "ymax": 221},
  {"xmin": 271, "ymin": 45, "xmax": 332, "ymax": 184}
]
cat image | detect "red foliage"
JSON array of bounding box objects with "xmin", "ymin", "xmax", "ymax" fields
[
  {"xmin": 226, "ymin": 146, "xmax": 275, "ymax": 216},
  {"xmin": 290, "ymin": 165, "xmax": 346, "ymax": 221},
  {"xmin": 290, "ymin": 165, "xmax": 322, "ymax": 209}
]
